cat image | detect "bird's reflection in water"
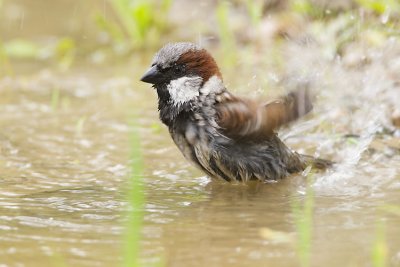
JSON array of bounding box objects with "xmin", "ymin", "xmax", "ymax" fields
[{"xmin": 156, "ymin": 177, "xmax": 305, "ymax": 267}]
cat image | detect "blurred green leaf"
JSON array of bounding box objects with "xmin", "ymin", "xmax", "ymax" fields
[
  {"xmin": 101, "ymin": 0, "xmax": 172, "ymax": 50},
  {"xmin": 132, "ymin": 3, "xmax": 153, "ymax": 41},
  {"xmin": 372, "ymin": 220, "xmax": 388, "ymax": 267},
  {"xmin": 291, "ymin": 0, "xmax": 324, "ymax": 18},
  {"xmin": 150, "ymin": 122, "xmax": 162, "ymax": 134},
  {"xmin": 246, "ymin": 0, "xmax": 263, "ymax": 25},
  {"xmin": 356, "ymin": 0, "xmax": 400, "ymax": 14},
  {"xmin": 56, "ymin": 38, "xmax": 76, "ymax": 70},
  {"xmin": 291, "ymin": 0, "xmax": 314, "ymax": 15},
  {"xmin": 94, "ymin": 13, "xmax": 125, "ymax": 41},
  {"xmin": 216, "ymin": 1, "xmax": 237, "ymax": 65},
  {"xmin": 4, "ymin": 39, "xmax": 40, "ymax": 59}
]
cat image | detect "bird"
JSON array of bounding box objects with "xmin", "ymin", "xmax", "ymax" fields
[{"xmin": 140, "ymin": 42, "xmax": 331, "ymax": 182}]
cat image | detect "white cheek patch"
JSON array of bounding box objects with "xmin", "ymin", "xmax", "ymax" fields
[
  {"xmin": 167, "ymin": 76, "xmax": 203, "ymax": 106},
  {"xmin": 199, "ymin": 75, "xmax": 224, "ymax": 95}
]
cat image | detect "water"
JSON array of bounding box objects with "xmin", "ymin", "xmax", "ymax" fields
[
  {"xmin": 1, "ymin": 1, "xmax": 400, "ymax": 266},
  {"xmin": 0, "ymin": 66, "xmax": 399, "ymax": 267}
]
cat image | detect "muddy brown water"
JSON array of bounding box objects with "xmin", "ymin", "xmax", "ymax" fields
[{"xmin": 1, "ymin": 1, "xmax": 400, "ymax": 267}]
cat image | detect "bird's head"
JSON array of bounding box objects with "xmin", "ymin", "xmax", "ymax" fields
[{"xmin": 141, "ymin": 42, "xmax": 224, "ymax": 107}]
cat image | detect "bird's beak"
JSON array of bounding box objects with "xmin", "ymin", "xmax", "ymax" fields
[{"xmin": 140, "ymin": 65, "xmax": 162, "ymax": 84}]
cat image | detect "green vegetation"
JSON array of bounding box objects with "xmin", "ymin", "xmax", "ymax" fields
[
  {"xmin": 123, "ymin": 119, "xmax": 145, "ymax": 267},
  {"xmin": 55, "ymin": 38, "xmax": 76, "ymax": 71},
  {"xmin": 3, "ymin": 39, "xmax": 40, "ymax": 59},
  {"xmin": 290, "ymin": 0, "xmax": 324, "ymax": 18},
  {"xmin": 1, "ymin": 38, "xmax": 76, "ymax": 71},
  {"xmin": 1, "ymin": 1, "xmax": 400, "ymax": 266},
  {"xmin": 372, "ymin": 204, "xmax": 400, "ymax": 267},
  {"xmin": 216, "ymin": 1, "xmax": 237, "ymax": 66},
  {"xmin": 381, "ymin": 205, "xmax": 400, "ymax": 216},
  {"xmin": 124, "ymin": 118, "xmax": 166, "ymax": 267},
  {"xmin": 1, "ymin": 0, "xmax": 399, "ymax": 70},
  {"xmin": 292, "ymin": 172, "xmax": 314, "ymax": 267},
  {"xmin": 372, "ymin": 220, "xmax": 388, "ymax": 267},
  {"xmin": 51, "ymin": 88, "xmax": 60, "ymax": 111},
  {"xmin": 75, "ymin": 116, "xmax": 87, "ymax": 136},
  {"xmin": 245, "ymin": 0, "xmax": 263, "ymax": 26},
  {"xmin": 356, "ymin": 0, "xmax": 400, "ymax": 14},
  {"xmin": 0, "ymin": 40, "xmax": 12, "ymax": 75},
  {"xmin": 95, "ymin": 0, "xmax": 172, "ymax": 50}
]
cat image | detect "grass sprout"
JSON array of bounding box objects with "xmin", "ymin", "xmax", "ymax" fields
[
  {"xmin": 123, "ymin": 119, "xmax": 145, "ymax": 267},
  {"xmin": 292, "ymin": 173, "xmax": 315, "ymax": 267}
]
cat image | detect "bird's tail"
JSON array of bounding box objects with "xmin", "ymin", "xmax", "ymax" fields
[{"xmin": 300, "ymin": 154, "xmax": 334, "ymax": 170}]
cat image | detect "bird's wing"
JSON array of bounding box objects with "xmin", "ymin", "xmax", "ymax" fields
[{"xmin": 216, "ymin": 87, "xmax": 313, "ymax": 140}]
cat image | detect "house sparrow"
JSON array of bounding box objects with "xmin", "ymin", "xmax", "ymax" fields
[{"xmin": 141, "ymin": 42, "xmax": 331, "ymax": 182}]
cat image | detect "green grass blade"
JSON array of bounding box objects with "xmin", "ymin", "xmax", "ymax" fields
[
  {"xmin": 292, "ymin": 173, "xmax": 314, "ymax": 267},
  {"xmin": 372, "ymin": 220, "xmax": 388, "ymax": 267},
  {"xmin": 123, "ymin": 118, "xmax": 145, "ymax": 267}
]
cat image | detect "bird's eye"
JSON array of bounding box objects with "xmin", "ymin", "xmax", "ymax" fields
[{"xmin": 173, "ymin": 64, "xmax": 184, "ymax": 74}]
